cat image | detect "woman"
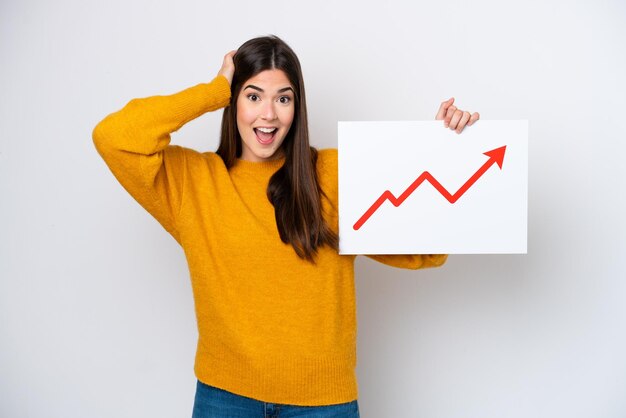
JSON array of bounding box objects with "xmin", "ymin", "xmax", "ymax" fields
[{"xmin": 92, "ymin": 35, "xmax": 479, "ymax": 418}]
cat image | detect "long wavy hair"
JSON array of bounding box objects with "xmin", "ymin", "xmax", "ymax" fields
[{"xmin": 217, "ymin": 35, "xmax": 338, "ymax": 262}]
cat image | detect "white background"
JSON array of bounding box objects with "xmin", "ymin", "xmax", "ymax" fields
[
  {"xmin": 339, "ymin": 121, "xmax": 528, "ymax": 254},
  {"xmin": 1, "ymin": 0, "xmax": 625, "ymax": 417}
]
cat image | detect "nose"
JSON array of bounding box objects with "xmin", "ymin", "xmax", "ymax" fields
[{"xmin": 260, "ymin": 101, "xmax": 277, "ymax": 121}]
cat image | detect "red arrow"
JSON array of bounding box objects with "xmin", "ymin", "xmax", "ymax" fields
[{"xmin": 353, "ymin": 146, "xmax": 507, "ymax": 231}]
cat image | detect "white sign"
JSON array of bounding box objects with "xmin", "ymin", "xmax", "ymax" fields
[{"xmin": 338, "ymin": 120, "xmax": 528, "ymax": 254}]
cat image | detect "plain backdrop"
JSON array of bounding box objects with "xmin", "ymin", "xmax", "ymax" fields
[{"xmin": 1, "ymin": 0, "xmax": 625, "ymax": 417}]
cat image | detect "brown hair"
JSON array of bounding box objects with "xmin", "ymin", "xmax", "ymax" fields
[{"xmin": 217, "ymin": 35, "xmax": 338, "ymax": 262}]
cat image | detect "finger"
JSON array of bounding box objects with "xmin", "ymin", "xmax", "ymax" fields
[
  {"xmin": 435, "ymin": 98, "xmax": 454, "ymax": 120},
  {"xmin": 467, "ymin": 112, "xmax": 480, "ymax": 126},
  {"xmin": 448, "ymin": 109, "xmax": 464, "ymax": 130},
  {"xmin": 455, "ymin": 111, "xmax": 471, "ymax": 133},
  {"xmin": 444, "ymin": 105, "xmax": 457, "ymax": 127}
]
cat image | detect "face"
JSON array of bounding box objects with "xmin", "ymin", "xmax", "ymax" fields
[{"xmin": 236, "ymin": 69, "xmax": 295, "ymax": 162}]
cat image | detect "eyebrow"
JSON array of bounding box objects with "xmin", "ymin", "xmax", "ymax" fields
[{"xmin": 243, "ymin": 84, "xmax": 294, "ymax": 94}]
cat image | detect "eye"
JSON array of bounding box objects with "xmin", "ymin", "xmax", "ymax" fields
[
  {"xmin": 278, "ymin": 96, "xmax": 291, "ymax": 104},
  {"xmin": 247, "ymin": 93, "xmax": 260, "ymax": 102}
]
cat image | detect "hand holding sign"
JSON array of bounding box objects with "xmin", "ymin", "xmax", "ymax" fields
[{"xmin": 435, "ymin": 97, "xmax": 480, "ymax": 133}]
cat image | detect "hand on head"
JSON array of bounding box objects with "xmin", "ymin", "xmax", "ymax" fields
[{"xmin": 218, "ymin": 50, "xmax": 237, "ymax": 85}]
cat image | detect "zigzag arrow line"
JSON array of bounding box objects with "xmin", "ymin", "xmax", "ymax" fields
[{"xmin": 353, "ymin": 146, "xmax": 507, "ymax": 231}]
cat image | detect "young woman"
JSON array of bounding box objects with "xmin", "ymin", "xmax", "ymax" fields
[{"xmin": 93, "ymin": 35, "xmax": 479, "ymax": 418}]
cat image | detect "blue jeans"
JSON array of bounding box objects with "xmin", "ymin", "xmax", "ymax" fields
[{"xmin": 192, "ymin": 380, "xmax": 360, "ymax": 418}]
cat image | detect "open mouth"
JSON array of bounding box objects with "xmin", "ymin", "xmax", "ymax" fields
[{"xmin": 254, "ymin": 127, "xmax": 277, "ymax": 145}]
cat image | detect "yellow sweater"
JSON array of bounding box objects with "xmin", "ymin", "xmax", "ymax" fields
[{"xmin": 92, "ymin": 75, "xmax": 447, "ymax": 406}]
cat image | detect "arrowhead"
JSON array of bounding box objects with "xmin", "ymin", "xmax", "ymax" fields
[{"xmin": 483, "ymin": 146, "xmax": 507, "ymax": 169}]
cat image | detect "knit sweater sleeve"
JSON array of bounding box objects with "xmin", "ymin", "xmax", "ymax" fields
[
  {"xmin": 318, "ymin": 148, "xmax": 448, "ymax": 270},
  {"xmin": 92, "ymin": 75, "xmax": 231, "ymax": 244}
]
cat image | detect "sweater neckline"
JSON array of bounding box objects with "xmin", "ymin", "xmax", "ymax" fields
[{"xmin": 230, "ymin": 156, "xmax": 286, "ymax": 175}]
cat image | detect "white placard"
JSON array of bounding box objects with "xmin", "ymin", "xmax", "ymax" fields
[{"xmin": 338, "ymin": 120, "xmax": 528, "ymax": 254}]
